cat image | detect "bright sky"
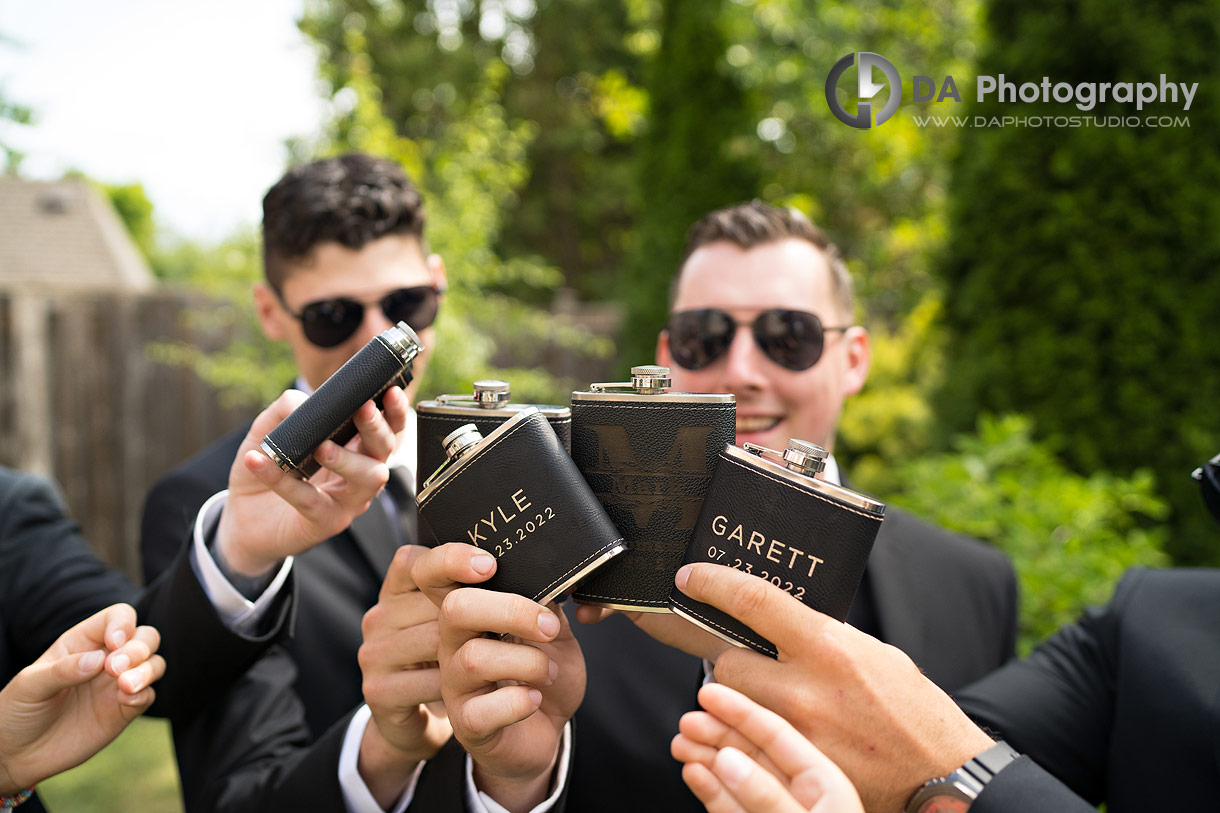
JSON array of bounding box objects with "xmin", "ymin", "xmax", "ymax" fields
[{"xmin": 0, "ymin": 0, "xmax": 327, "ymax": 240}]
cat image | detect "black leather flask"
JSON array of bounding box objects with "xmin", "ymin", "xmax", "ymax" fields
[
  {"xmin": 415, "ymin": 379, "xmax": 572, "ymax": 491},
  {"xmin": 416, "ymin": 408, "xmax": 625, "ymax": 604},
  {"xmin": 261, "ymin": 322, "xmax": 423, "ymax": 479},
  {"xmin": 570, "ymin": 366, "xmax": 735, "ymax": 612},
  {"xmin": 670, "ymin": 439, "xmax": 885, "ymax": 657}
]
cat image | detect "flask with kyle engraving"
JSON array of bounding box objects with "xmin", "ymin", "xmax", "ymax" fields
[
  {"xmin": 416, "ymin": 408, "xmax": 625, "ymax": 604},
  {"xmin": 415, "ymin": 379, "xmax": 572, "ymax": 491},
  {"xmin": 570, "ymin": 365, "xmax": 735, "ymax": 612},
  {"xmin": 670, "ymin": 439, "xmax": 885, "ymax": 657}
]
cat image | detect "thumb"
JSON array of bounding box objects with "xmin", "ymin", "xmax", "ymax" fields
[{"xmin": 17, "ymin": 649, "xmax": 107, "ymax": 703}]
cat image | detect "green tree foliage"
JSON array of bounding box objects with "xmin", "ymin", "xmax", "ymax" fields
[
  {"xmin": 146, "ymin": 228, "xmax": 297, "ymax": 408},
  {"xmin": 887, "ymin": 414, "xmax": 1169, "ymax": 652},
  {"xmin": 718, "ymin": 0, "xmax": 984, "ymax": 327},
  {"xmin": 935, "ymin": 0, "xmax": 1220, "ymax": 564},
  {"xmin": 0, "ymin": 34, "xmax": 32, "ymax": 173},
  {"xmin": 102, "ymin": 182, "xmax": 158, "ymax": 262},
  {"xmin": 838, "ymin": 292, "xmax": 946, "ymax": 495},
  {"xmin": 0, "ymin": 91, "xmax": 30, "ymax": 172},
  {"xmin": 314, "ymin": 28, "xmax": 611, "ymax": 402},
  {"xmin": 299, "ymin": 0, "xmax": 646, "ymax": 302},
  {"xmin": 617, "ymin": 0, "xmax": 761, "ymax": 366}
]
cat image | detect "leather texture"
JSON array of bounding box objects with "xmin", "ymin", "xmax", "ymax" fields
[
  {"xmin": 416, "ymin": 406, "xmax": 572, "ymax": 491},
  {"xmin": 671, "ymin": 449, "xmax": 881, "ymax": 656},
  {"xmin": 418, "ymin": 410, "xmax": 623, "ymax": 603},
  {"xmin": 958, "ymin": 567, "xmax": 1220, "ymax": 812},
  {"xmin": 570, "ymin": 397, "xmax": 735, "ymax": 609},
  {"xmin": 262, "ymin": 335, "xmax": 413, "ymax": 478}
]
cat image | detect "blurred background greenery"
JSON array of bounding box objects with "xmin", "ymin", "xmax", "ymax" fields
[{"xmin": 6, "ymin": 0, "xmax": 1218, "ymax": 808}]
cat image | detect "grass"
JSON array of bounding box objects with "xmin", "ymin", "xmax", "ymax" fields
[{"xmin": 38, "ymin": 717, "xmax": 183, "ymax": 812}]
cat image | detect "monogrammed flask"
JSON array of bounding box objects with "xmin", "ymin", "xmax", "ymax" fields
[
  {"xmin": 570, "ymin": 365, "xmax": 735, "ymax": 611},
  {"xmin": 416, "ymin": 380, "xmax": 572, "ymax": 490},
  {"xmin": 670, "ymin": 439, "xmax": 885, "ymax": 657},
  {"xmin": 417, "ymin": 408, "xmax": 625, "ymax": 604}
]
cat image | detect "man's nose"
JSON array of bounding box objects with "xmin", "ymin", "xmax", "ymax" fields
[
  {"xmin": 718, "ymin": 326, "xmax": 769, "ymax": 393},
  {"xmin": 353, "ymin": 300, "xmax": 394, "ymax": 345}
]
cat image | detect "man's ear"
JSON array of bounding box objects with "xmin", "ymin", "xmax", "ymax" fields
[
  {"xmin": 252, "ymin": 282, "xmax": 288, "ymax": 341},
  {"xmin": 656, "ymin": 329, "xmax": 673, "ymax": 368},
  {"xmin": 428, "ymin": 254, "xmax": 448, "ymax": 293},
  {"xmin": 840, "ymin": 326, "xmax": 871, "ymax": 397}
]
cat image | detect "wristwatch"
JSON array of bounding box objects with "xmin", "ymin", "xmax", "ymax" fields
[{"xmin": 904, "ymin": 740, "xmax": 1021, "ymax": 813}]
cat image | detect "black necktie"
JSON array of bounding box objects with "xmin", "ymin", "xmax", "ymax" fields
[{"xmin": 381, "ymin": 467, "xmax": 418, "ymax": 547}]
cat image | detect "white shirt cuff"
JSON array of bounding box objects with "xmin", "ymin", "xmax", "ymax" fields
[
  {"xmin": 339, "ymin": 705, "xmax": 425, "ymax": 813},
  {"xmin": 466, "ymin": 723, "xmax": 571, "ymax": 813},
  {"xmin": 191, "ymin": 490, "xmax": 293, "ymax": 634}
]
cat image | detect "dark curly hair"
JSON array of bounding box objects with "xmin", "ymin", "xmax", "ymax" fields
[
  {"xmin": 261, "ymin": 153, "xmax": 426, "ymax": 289},
  {"xmin": 672, "ymin": 200, "xmax": 854, "ymax": 318}
]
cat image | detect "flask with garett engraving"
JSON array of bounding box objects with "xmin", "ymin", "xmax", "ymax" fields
[
  {"xmin": 670, "ymin": 439, "xmax": 884, "ymax": 657},
  {"xmin": 416, "ymin": 408, "xmax": 625, "ymax": 604},
  {"xmin": 570, "ymin": 366, "xmax": 735, "ymax": 612},
  {"xmin": 415, "ymin": 379, "xmax": 572, "ymax": 491}
]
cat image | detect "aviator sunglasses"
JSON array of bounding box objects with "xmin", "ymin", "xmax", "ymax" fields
[
  {"xmin": 666, "ymin": 308, "xmax": 851, "ymax": 371},
  {"xmin": 279, "ymin": 285, "xmax": 442, "ymax": 348}
]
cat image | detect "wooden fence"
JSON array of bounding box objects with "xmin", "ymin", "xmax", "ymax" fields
[{"xmin": 0, "ymin": 291, "xmax": 257, "ymax": 583}]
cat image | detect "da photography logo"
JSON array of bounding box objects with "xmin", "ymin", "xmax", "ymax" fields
[{"xmin": 826, "ymin": 52, "xmax": 901, "ymax": 129}]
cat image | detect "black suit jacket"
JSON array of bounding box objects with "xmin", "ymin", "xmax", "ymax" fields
[
  {"xmin": 140, "ymin": 424, "xmax": 412, "ymax": 811},
  {"xmin": 0, "ymin": 467, "xmax": 291, "ymax": 813},
  {"xmin": 958, "ymin": 567, "xmax": 1220, "ymax": 812},
  {"xmin": 561, "ymin": 505, "xmax": 1018, "ymax": 813}
]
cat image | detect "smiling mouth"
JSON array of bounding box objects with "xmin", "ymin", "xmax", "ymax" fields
[{"xmin": 736, "ymin": 416, "xmax": 780, "ymax": 433}]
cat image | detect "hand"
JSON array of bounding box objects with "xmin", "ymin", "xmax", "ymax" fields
[
  {"xmin": 0, "ymin": 604, "xmax": 165, "ymax": 793},
  {"xmin": 672, "ymin": 683, "xmax": 864, "ymax": 813},
  {"xmin": 357, "ymin": 545, "xmax": 453, "ymax": 808},
  {"xmin": 674, "ymin": 563, "xmax": 995, "ymax": 813},
  {"xmin": 215, "ymin": 386, "xmax": 408, "ymax": 577},
  {"xmin": 414, "ymin": 544, "xmax": 585, "ymax": 813},
  {"xmin": 573, "ymin": 604, "xmax": 732, "ymax": 662}
]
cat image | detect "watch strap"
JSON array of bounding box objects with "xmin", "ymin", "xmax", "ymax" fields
[{"xmin": 905, "ymin": 740, "xmax": 1021, "ymax": 813}]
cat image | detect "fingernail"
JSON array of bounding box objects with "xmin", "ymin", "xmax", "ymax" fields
[
  {"xmin": 122, "ymin": 673, "xmax": 144, "ymax": 693},
  {"xmin": 110, "ymin": 629, "xmax": 127, "ymax": 648},
  {"xmin": 110, "ymin": 653, "xmax": 130, "ymax": 673},
  {"xmin": 321, "ymin": 442, "xmax": 339, "ymax": 462},
  {"xmin": 716, "ymin": 747, "xmax": 753, "ymax": 788},
  {"xmin": 538, "ymin": 610, "xmax": 560, "ymax": 638},
  {"xmin": 471, "ymin": 554, "xmax": 495, "ymax": 575},
  {"xmin": 80, "ymin": 650, "xmax": 104, "ymax": 672},
  {"xmin": 527, "ymin": 688, "xmax": 543, "ymax": 706},
  {"xmin": 548, "ymin": 660, "xmax": 559, "ymax": 684},
  {"xmin": 675, "ymin": 565, "xmax": 691, "ymax": 591}
]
